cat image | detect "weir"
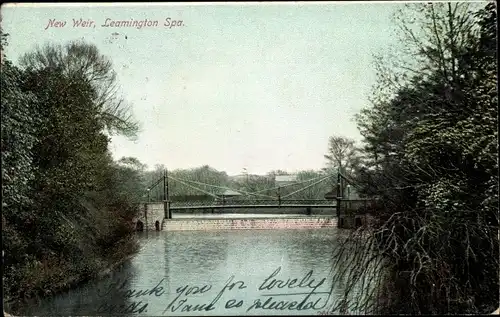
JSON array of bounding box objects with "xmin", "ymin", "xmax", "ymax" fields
[
  {"xmin": 132, "ymin": 202, "xmax": 372, "ymax": 232},
  {"xmin": 135, "ymin": 168, "xmax": 375, "ymax": 231}
]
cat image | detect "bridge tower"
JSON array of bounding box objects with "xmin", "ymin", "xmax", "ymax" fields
[
  {"xmin": 164, "ymin": 168, "xmax": 172, "ymax": 220},
  {"xmin": 336, "ymin": 168, "xmax": 342, "ymax": 220}
]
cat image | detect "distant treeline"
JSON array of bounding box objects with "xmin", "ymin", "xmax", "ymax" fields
[{"xmin": 141, "ymin": 165, "xmax": 348, "ymax": 202}]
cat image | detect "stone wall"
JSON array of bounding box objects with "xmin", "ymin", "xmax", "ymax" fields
[
  {"xmin": 145, "ymin": 202, "xmax": 336, "ymax": 215},
  {"xmin": 133, "ymin": 203, "xmax": 339, "ymax": 231},
  {"xmin": 133, "ymin": 203, "xmax": 165, "ymax": 231},
  {"xmin": 162, "ymin": 217, "xmax": 337, "ymax": 231}
]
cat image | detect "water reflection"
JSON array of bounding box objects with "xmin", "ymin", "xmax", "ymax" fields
[
  {"xmin": 13, "ymin": 228, "xmax": 366, "ymax": 316},
  {"xmin": 16, "ymin": 260, "xmax": 141, "ymax": 316}
]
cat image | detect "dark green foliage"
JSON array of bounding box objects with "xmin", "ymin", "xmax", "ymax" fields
[
  {"xmin": 2, "ymin": 38, "xmax": 143, "ymax": 307},
  {"xmin": 333, "ymin": 2, "xmax": 498, "ymax": 315}
]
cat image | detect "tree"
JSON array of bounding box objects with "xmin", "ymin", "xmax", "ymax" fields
[
  {"xmin": 19, "ymin": 40, "xmax": 139, "ymax": 139},
  {"xmin": 113, "ymin": 157, "xmax": 148, "ymax": 206},
  {"xmin": 142, "ymin": 165, "xmax": 232, "ymax": 201},
  {"xmin": 324, "ymin": 136, "xmax": 362, "ymax": 196},
  {"xmin": 236, "ymin": 174, "xmax": 274, "ymax": 198},
  {"xmin": 324, "ymin": 136, "xmax": 361, "ymax": 176},
  {"xmin": 2, "ymin": 39, "xmax": 142, "ymax": 305},
  {"xmin": 1, "ymin": 30, "xmax": 42, "ymax": 298},
  {"xmin": 331, "ymin": 2, "xmax": 498, "ymax": 315},
  {"xmin": 267, "ymin": 169, "xmax": 289, "ymax": 177}
]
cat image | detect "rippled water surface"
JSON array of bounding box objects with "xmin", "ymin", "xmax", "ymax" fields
[{"xmin": 15, "ymin": 228, "xmax": 363, "ymax": 316}]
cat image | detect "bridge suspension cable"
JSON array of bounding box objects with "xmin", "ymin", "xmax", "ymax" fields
[
  {"xmin": 167, "ymin": 175, "xmax": 219, "ymax": 199},
  {"xmin": 165, "ymin": 172, "xmax": 333, "ymax": 201},
  {"xmin": 147, "ymin": 175, "xmax": 164, "ymax": 191},
  {"xmin": 169, "ymin": 176, "xmax": 275, "ymax": 198},
  {"xmin": 167, "ymin": 176, "xmax": 277, "ymax": 199},
  {"xmin": 338, "ymin": 171, "xmax": 363, "ymax": 191},
  {"xmin": 225, "ymin": 174, "xmax": 330, "ymax": 201},
  {"xmin": 221, "ymin": 188, "xmax": 276, "ymax": 199},
  {"xmin": 221, "ymin": 174, "xmax": 333, "ymax": 201},
  {"xmin": 280, "ymin": 175, "xmax": 331, "ymax": 199},
  {"xmin": 146, "ymin": 170, "xmax": 337, "ymax": 202},
  {"xmin": 249, "ymin": 174, "xmax": 330, "ymax": 195}
]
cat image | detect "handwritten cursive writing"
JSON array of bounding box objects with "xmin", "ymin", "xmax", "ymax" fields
[
  {"xmin": 95, "ymin": 266, "xmax": 334, "ymax": 315},
  {"xmin": 95, "ymin": 277, "xmax": 166, "ymax": 314},
  {"xmin": 97, "ymin": 301, "xmax": 148, "ymax": 314},
  {"xmin": 259, "ymin": 266, "xmax": 326, "ymax": 292},
  {"xmin": 97, "ymin": 277, "xmax": 165, "ymax": 298},
  {"xmin": 248, "ymin": 266, "xmax": 333, "ymax": 312},
  {"xmin": 163, "ymin": 275, "xmax": 247, "ymax": 314}
]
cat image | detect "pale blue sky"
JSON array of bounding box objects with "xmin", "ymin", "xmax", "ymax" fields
[{"xmin": 2, "ymin": 2, "xmax": 402, "ymax": 175}]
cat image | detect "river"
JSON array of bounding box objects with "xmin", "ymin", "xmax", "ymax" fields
[{"xmin": 13, "ymin": 227, "xmax": 368, "ymax": 316}]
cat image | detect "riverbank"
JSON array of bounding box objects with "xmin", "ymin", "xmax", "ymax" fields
[
  {"xmin": 5, "ymin": 228, "xmax": 346, "ymax": 316},
  {"xmin": 4, "ymin": 237, "xmax": 139, "ymax": 316}
]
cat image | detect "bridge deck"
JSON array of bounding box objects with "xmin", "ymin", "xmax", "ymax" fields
[
  {"xmin": 170, "ymin": 204, "xmax": 335, "ymax": 210},
  {"xmin": 170, "ymin": 213, "xmax": 335, "ymax": 219}
]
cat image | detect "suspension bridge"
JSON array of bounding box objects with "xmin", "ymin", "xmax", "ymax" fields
[{"xmin": 135, "ymin": 169, "xmax": 376, "ymax": 231}]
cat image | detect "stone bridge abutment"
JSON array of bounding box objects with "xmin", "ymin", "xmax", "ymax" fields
[{"xmin": 133, "ymin": 202, "xmax": 166, "ymax": 231}]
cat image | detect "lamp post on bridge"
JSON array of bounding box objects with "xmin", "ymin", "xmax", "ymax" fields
[
  {"xmin": 336, "ymin": 168, "xmax": 342, "ymax": 220},
  {"xmin": 163, "ymin": 169, "xmax": 166, "ymax": 201},
  {"xmin": 323, "ymin": 171, "xmax": 338, "ymax": 225}
]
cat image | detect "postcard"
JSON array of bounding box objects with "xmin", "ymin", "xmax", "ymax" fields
[{"xmin": 2, "ymin": 1, "xmax": 498, "ymax": 316}]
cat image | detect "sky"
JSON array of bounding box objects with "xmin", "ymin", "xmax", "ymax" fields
[{"xmin": 2, "ymin": 2, "xmax": 404, "ymax": 175}]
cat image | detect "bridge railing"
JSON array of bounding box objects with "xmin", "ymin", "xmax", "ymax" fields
[
  {"xmin": 169, "ymin": 199, "xmax": 336, "ymax": 207},
  {"xmin": 141, "ymin": 199, "xmax": 374, "ymax": 206},
  {"xmin": 139, "ymin": 198, "xmax": 376, "ymax": 214},
  {"xmin": 338, "ymin": 199, "xmax": 377, "ymax": 215}
]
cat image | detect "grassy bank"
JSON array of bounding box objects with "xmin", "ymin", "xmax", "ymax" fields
[{"xmin": 4, "ymin": 236, "xmax": 139, "ymax": 315}]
